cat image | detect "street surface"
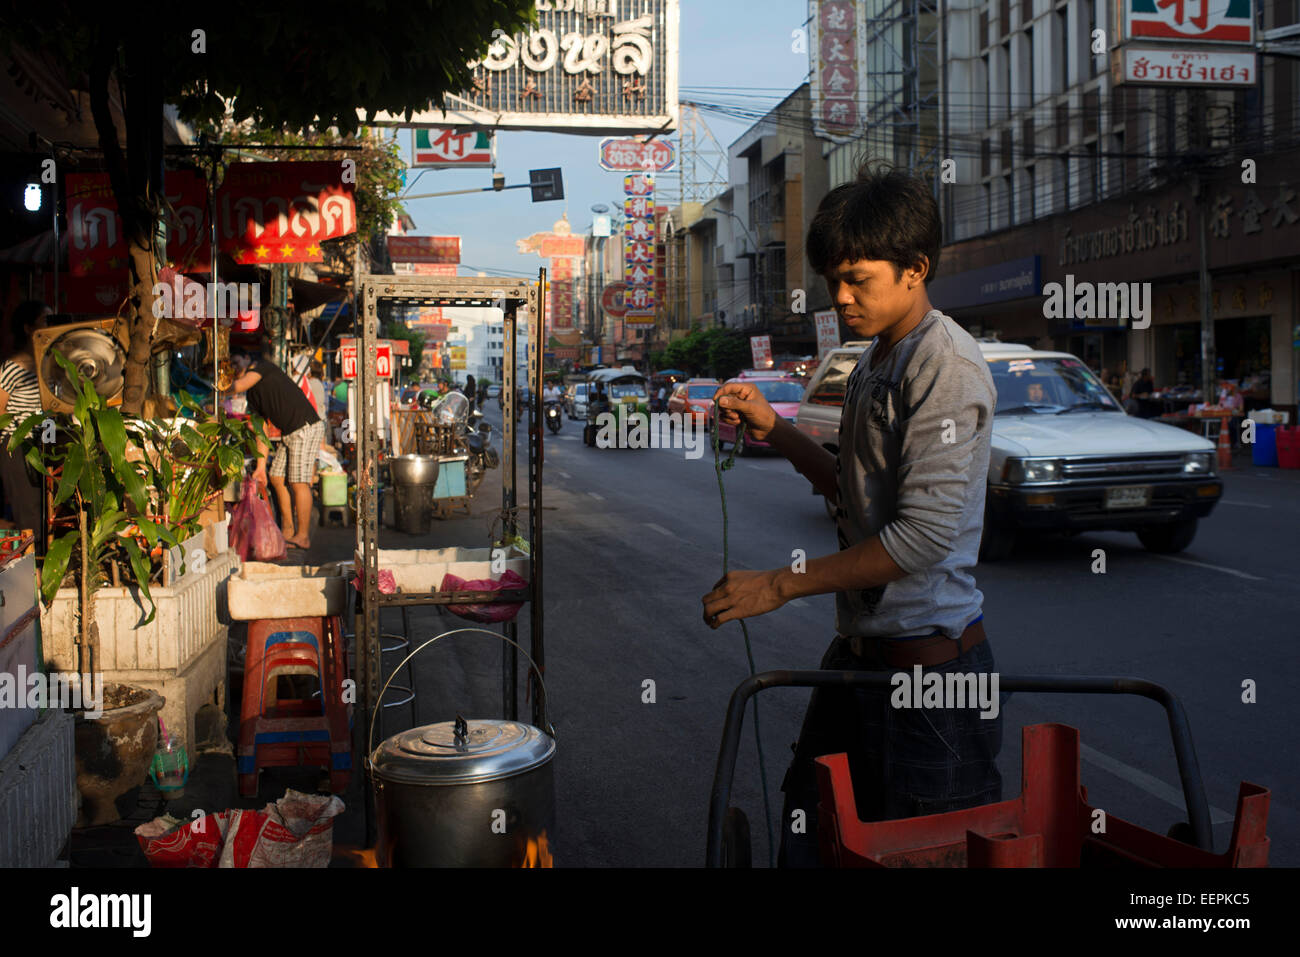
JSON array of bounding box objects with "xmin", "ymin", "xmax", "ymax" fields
[{"xmin": 330, "ymin": 404, "xmax": 1299, "ymax": 867}]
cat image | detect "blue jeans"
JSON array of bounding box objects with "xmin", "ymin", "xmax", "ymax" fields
[{"xmin": 777, "ymin": 635, "xmax": 1003, "ymax": 867}]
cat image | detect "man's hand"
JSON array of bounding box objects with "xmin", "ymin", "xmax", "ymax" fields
[
  {"xmin": 713, "ymin": 382, "xmax": 778, "ymax": 442},
  {"xmin": 252, "ymin": 463, "xmax": 268, "ymax": 490},
  {"xmin": 702, "ymin": 569, "xmax": 788, "ymax": 629}
]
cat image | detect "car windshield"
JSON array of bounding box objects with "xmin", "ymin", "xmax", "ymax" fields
[
  {"xmin": 609, "ymin": 381, "xmax": 646, "ymax": 399},
  {"xmin": 989, "ymin": 357, "xmax": 1122, "ymax": 415},
  {"xmin": 805, "ymin": 354, "xmax": 860, "ymax": 406},
  {"xmin": 688, "ymin": 385, "xmax": 716, "ymax": 399},
  {"xmin": 753, "ymin": 380, "xmax": 805, "ymax": 403}
]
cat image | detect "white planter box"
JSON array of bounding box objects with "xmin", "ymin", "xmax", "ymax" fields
[
  {"xmin": 40, "ymin": 550, "xmax": 237, "ymax": 751},
  {"xmin": 227, "ymin": 561, "xmax": 349, "ymax": 621},
  {"xmin": 376, "ymin": 546, "xmax": 529, "ymax": 593}
]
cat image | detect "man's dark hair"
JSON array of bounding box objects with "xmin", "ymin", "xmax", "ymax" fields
[{"xmin": 806, "ymin": 162, "xmax": 942, "ymax": 284}]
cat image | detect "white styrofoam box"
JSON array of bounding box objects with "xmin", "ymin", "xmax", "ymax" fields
[
  {"xmin": 376, "ymin": 546, "xmax": 529, "ymax": 593},
  {"xmin": 226, "ymin": 561, "xmax": 348, "ymax": 621},
  {"xmin": 0, "ymin": 707, "xmax": 76, "ymax": 867}
]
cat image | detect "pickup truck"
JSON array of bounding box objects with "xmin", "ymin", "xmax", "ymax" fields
[{"xmin": 795, "ymin": 340, "xmax": 1223, "ymax": 560}]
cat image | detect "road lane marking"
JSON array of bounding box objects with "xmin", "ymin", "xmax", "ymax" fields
[
  {"xmin": 1152, "ymin": 555, "xmax": 1264, "ymax": 581},
  {"xmin": 559, "ymin": 435, "xmax": 579, "ymax": 441},
  {"xmin": 587, "ymin": 492, "xmax": 604, "ymax": 500},
  {"xmin": 1217, "ymin": 500, "xmax": 1270, "ymax": 508},
  {"xmin": 644, "ymin": 522, "xmax": 675, "ymax": 537},
  {"xmin": 1079, "ymin": 743, "xmax": 1235, "ymax": 825}
]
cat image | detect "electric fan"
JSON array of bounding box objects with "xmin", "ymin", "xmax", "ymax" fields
[{"xmin": 32, "ymin": 319, "xmax": 130, "ymax": 413}]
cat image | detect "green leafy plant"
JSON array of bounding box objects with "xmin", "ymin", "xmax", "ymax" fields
[{"xmin": 2, "ymin": 355, "xmax": 262, "ymax": 621}]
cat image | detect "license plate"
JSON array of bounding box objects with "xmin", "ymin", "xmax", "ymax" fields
[{"xmin": 1105, "ymin": 486, "xmax": 1152, "ymax": 509}]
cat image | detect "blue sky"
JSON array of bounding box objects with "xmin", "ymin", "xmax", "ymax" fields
[{"xmin": 396, "ymin": 0, "xmax": 810, "ymax": 277}]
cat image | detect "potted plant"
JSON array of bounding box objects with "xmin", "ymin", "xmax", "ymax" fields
[{"xmin": 3, "ymin": 356, "xmax": 263, "ymax": 821}]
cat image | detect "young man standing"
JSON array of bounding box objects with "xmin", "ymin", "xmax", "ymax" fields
[{"xmin": 703, "ymin": 165, "xmax": 1001, "ymax": 867}]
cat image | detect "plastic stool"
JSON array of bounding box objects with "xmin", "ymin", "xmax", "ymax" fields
[
  {"xmin": 320, "ymin": 504, "xmax": 351, "ymax": 528},
  {"xmin": 238, "ymin": 616, "xmax": 351, "ymax": 798}
]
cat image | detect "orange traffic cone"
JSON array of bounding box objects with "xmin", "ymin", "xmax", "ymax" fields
[{"xmin": 1217, "ymin": 415, "xmax": 1233, "ymax": 470}]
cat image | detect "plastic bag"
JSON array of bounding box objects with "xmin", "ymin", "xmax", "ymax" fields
[
  {"xmin": 134, "ymin": 790, "xmax": 344, "ymax": 868},
  {"xmin": 229, "ymin": 478, "xmax": 286, "ymax": 562},
  {"xmin": 439, "ymin": 569, "xmax": 527, "ymax": 623}
]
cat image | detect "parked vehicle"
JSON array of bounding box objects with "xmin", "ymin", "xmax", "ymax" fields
[
  {"xmin": 793, "ymin": 340, "xmax": 1223, "ymax": 556},
  {"xmin": 717, "ymin": 374, "xmax": 804, "ymax": 455},
  {"xmin": 487, "ymin": 384, "xmax": 501, "ymax": 398},
  {"xmin": 667, "ymin": 378, "xmax": 720, "ymax": 428}
]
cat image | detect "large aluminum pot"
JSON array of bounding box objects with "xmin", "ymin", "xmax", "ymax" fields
[
  {"xmin": 371, "ymin": 716, "xmax": 555, "ymax": 867},
  {"xmin": 388, "ymin": 454, "xmax": 440, "ymax": 487}
]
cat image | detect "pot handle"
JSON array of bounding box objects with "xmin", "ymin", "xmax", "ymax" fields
[{"xmin": 366, "ymin": 626, "xmax": 555, "ymax": 761}]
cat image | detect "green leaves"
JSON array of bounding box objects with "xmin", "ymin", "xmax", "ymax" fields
[
  {"xmin": 120, "ymin": 537, "xmax": 157, "ymax": 626},
  {"xmin": 40, "ymin": 530, "xmax": 77, "ymax": 605},
  {"xmin": 53, "ymin": 443, "xmax": 84, "ymax": 507}
]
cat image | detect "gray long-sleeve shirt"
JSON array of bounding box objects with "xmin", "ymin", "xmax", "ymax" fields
[{"xmin": 833, "ymin": 309, "xmax": 995, "ymax": 640}]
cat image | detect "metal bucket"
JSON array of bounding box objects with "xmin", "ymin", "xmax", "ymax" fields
[
  {"xmin": 366, "ymin": 628, "xmax": 556, "ymax": 867},
  {"xmin": 388, "ymin": 455, "xmax": 439, "ymax": 533},
  {"xmin": 371, "ymin": 716, "xmax": 555, "ymax": 867}
]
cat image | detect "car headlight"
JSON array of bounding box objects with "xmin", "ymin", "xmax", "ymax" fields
[
  {"xmin": 1003, "ymin": 458, "xmax": 1063, "ymax": 484},
  {"xmin": 1183, "ymin": 451, "xmax": 1214, "ymax": 474}
]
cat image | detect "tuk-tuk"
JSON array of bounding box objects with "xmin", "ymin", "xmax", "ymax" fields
[{"xmin": 582, "ymin": 366, "xmax": 649, "ymax": 447}]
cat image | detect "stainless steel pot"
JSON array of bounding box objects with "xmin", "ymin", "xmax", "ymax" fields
[
  {"xmin": 388, "ymin": 454, "xmax": 440, "ymax": 486},
  {"xmin": 371, "ymin": 715, "xmax": 555, "ymax": 867}
]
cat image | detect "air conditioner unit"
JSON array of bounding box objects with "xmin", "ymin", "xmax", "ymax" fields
[{"xmin": 33, "ymin": 318, "xmax": 130, "ymax": 413}]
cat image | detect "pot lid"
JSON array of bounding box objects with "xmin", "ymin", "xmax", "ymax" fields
[{"xmin": 371, "ymin": 715, "xmax": 555, "ymax": 785}]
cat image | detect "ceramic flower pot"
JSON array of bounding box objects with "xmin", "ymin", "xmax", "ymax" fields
[{"xmin": 74, "ymin": 684, "xmax": 165, "ymax": 827}]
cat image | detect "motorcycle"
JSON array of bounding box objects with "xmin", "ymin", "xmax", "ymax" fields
[
  {"xmin": 462, "ymin": 410, "xmax": 500, "ymax": 495},
  {"xmin": 544, "ymin": 401, "xmax": 562, "ymax": 434}
]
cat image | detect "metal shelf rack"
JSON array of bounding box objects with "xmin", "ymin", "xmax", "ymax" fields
[{"xmin": 353, "ymin": 272, "xmax": 547, "ymax": 743}]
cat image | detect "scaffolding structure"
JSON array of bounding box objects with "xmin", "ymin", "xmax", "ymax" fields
[{"xmin": 861, "ymin": 0, "xmax": 943, "ymax": 177}]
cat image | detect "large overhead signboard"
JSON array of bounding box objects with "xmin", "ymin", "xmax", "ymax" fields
[
  {"xmin": 808, "ymin": 1, "xmax": 866, "ymax": 143},
  {"xmin": 363, "ymin": 0, "xmax": 680, "ymax": 134},
  {"xmin": 411, "ymin": 128, "xmax": 495, "ymax": 168}
]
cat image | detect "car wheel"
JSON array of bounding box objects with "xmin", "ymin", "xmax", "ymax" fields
[
  {"xmin": 1137, "ymin": 519, "xmax": 1198, "ymax": 554},
  {"xmin": 979, "ymin": 508, "xmax": 1016, "ymax": 562}
]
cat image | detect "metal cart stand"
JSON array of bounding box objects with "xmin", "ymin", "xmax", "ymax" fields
[{"xmin": 353, "ymin": 273, "xmax": 548, "ymax": 766}]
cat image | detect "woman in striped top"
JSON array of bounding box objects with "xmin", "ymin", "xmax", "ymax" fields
[{"xmin": 0, "ymin": 300, "xmax": 49, "ymax": 532}]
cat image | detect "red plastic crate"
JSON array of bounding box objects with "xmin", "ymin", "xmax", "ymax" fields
[{"xmin": 1276, "ymin": 426, "xmax": 1300, "ymax": 469}]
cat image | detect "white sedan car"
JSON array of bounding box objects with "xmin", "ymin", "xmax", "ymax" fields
[{"xmin": 796, "ymin": 341, "xmax": 1223, "ymax": 559}]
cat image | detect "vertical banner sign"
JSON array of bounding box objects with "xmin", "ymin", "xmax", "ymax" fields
[
  {"xmin": 809, "ymin": 1, "xmax": 866, "ymax": 143},
  {"xmin": 623, "ymin": 173, "xmax": 656, "ymax": 324},
  {"xmin": 814, "ymin": 310, "xmax": 841, "ymax": 359},
  {"xmin": 66, "ymin": 173, "xmax": 127, "ymax": 275},
  {"xmin": 750, "ymin": 335, "xmax": 772, "ymax": 369}
]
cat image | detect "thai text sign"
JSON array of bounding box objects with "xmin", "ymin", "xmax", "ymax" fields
[
  {"xmin": 367, "ymin": 0, "xmax": 679, "ymax": 134},
  {"xmin": 814, "ymin": 310, "xmax": 840, "ymax": 360},
  {"xmin": 69, "ymin": 171, "xmax": 213, "ymax": 274},
  {"xmin": 599, "ymin": 138, "xmax": 675, "ymax": 171},
  {"xmin": 1119, "ymin": 47, "xmax": 1256, "ymax": 86},
  {"xmin": 218, "ymin": 162, "xmax": 356, "ymax": 264},
  {"xmin": 750, "ymin": 335, "xmax": 772, "ymax": 369},
  {"xmin": 387, "ymin": 236, "xmax": 462, "ymax": 264},
  {"xmin": 340, "ymin": 341, "xmax": 393, "ymax": 379},
  {"xmin": 412, "ymin": 128, "xmax": 494, "ymax": 167}
]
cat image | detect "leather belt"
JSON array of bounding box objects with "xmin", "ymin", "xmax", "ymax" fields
[{"xmin": 850, "ymin": 619, "xmax": 987, "ymax": 669}]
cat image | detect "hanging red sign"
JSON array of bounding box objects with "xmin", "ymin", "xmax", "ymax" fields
[
  {"xmin": 218, "ymin": 162, "xmax": 356, "ymax": 264},
  {"xmin": 387, "ymin": 235, "xmax": 461, "ymax": 263}
]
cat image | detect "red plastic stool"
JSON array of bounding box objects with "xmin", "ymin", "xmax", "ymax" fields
[{"xmin": 238, "ymin": 616, "xmax": 351, "ymax": 797}]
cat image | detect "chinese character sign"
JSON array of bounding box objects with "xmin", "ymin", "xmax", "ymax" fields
[
  {"xmin": 1124, "ymin": 0, "xmax": 1254, "ymax": 45},
  {"xmin": 809, "ymin": 1, "xmax": 865, "ymax": 143},
  {"xmin": 412, "ymin": 128, "xmax": 494, "ymax": 167},
  {"xmin": 623, "ymin": 174, "xmax": 656, "ymax": 324}
]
